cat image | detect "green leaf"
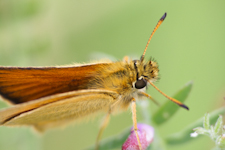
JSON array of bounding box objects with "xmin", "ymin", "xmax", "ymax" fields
[
  {"xmin": 86, "ymin": 127, "xmax": 130, "ymax": 150},
  {"xmin": 152, "ymin": 81, "xmax": 192, "ymax": 125},
  {"xmin": 203, "ymin": 113, "xmax": 210, "ymax": 130},
  {"xmin": 210, "ymin": 125, "xmax": 216, "ymax": 139},
  {"xmin": 193, "ymin": 127, "xmax": 207, "ymax": 134},
  {"xmin": 165, "ymin": 107, "xmax": 225, "ymax": 145},
  {"xmin": 214, "ymin": 115, "xmax": 223, "ymax": 135}
]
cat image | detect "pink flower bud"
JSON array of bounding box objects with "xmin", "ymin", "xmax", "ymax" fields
[{"xmin": 122, "ymin": 123, "xmax": 154, "ymax": 150}]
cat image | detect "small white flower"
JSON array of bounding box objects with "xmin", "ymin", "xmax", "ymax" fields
[{"xmin": 190, "ymin": 132, "xmax": 198, "ymax": 137}]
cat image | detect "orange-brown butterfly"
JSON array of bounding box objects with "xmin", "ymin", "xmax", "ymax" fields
[{"xmin": 0, "ymin": 12, "xmax": 188, "ymax": 150}]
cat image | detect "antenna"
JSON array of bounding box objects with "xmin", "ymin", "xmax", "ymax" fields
[
  {"xmin": 148, "ymin": 81, "xmax": 189, "ymax": 110},
  {"xmin": 141, "ymin": 12, "xmax": 167, "ymax": 61}
]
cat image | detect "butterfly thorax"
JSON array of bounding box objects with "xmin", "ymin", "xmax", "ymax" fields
[{"xmin": 88, "ymin": 60, "xmax": 159, "ymax": 98}]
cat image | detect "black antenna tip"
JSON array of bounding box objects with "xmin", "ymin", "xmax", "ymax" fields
[
  {"xmin": 160, "ymin": 12, "xmax": 167, "ymax": 21},
  {"xmin": 179, "ymin": 104, "xmax": 189, "ymax": 110}
]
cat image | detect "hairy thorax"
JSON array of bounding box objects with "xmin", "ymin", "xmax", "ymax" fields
[{"xmin": 88, "ymin": 60, "xmax": 159, "ymax": 108}]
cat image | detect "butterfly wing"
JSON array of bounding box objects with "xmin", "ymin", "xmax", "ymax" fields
[
  {"xmin": 0, "ymin": 89, "xmax": 119, "ymax": 131},
  {"xmin": 0, "ymin": 64, "xmax": 104, "ymax": 104}
]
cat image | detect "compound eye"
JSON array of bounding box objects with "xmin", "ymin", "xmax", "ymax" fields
[{"xmin": 135, "ymin": 78, "xmax": 147, "ymax": 89}]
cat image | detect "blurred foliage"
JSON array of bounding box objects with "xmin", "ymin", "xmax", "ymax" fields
[
  {"xmin": 191, "ymin": 113, "xmax": 225, "ymax": 150},
  {"xmin": 166, "ymin": 107, "xmax": 225, "ymax": 145}
]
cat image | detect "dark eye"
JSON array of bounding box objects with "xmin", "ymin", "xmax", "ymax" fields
[{"xmin": 135, "ymin": 78, "xmax": 147, "ymax": 89}]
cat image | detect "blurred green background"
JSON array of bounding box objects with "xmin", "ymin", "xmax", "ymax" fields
[{"xmin": 0, "ymin": 0, "xmax": 225, "ymax": 150}]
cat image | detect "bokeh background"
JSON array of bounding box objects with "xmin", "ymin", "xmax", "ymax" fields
[{"xmin": 0, "ymin": 0, "xmax": 225, "ymax": 150}]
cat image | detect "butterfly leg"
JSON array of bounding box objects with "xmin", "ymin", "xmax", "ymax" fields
[
  {"xmin": 131, "ymin": 98, "xmax": 142, "ymax": 150},
  {"xmin": 95, "ymin": 110, "xmax": 111, "ymax": 150},
  {"xmin": 138, "ymin": 91, "xmax": 160, "ymax": 106}
]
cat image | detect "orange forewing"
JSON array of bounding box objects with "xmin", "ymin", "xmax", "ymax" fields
[{"xmin": 0, "ymin": 64, "xmax": 102, "ymax": 104}]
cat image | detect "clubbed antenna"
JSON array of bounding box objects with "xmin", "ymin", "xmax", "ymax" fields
[
  {"xmin": 148, "ymin": 81, "xmax": 189, "ymax": 110},
  {"xmin": 141, "ymin": 12, "xmax": 167, "ymax": 62}
]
